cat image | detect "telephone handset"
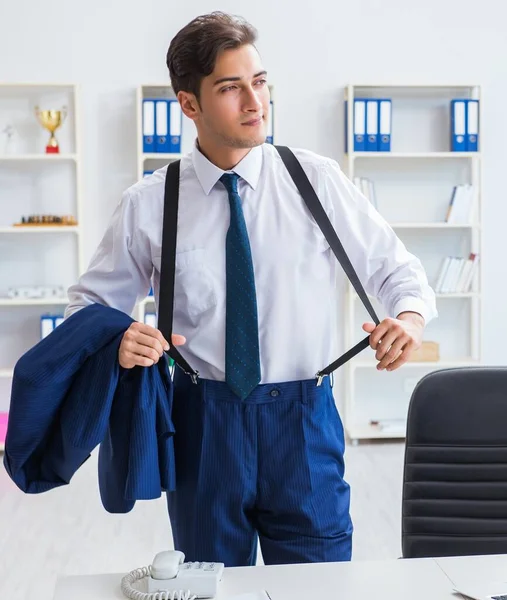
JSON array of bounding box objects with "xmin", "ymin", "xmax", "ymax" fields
[
  {"xmin": 121, "ymin": 550, "xmax": 225, "ymax": 600},
  {"xmin": 150, "ymin": 550, "xmax": 186, "ymax": 579}
]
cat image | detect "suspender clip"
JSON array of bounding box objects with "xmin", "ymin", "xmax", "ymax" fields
[
  {"xmin": 189, "ymin": 371, "xmax": 200, "ymax": 385},
  {"xmin": 316, "ymin": 372, "xmax": 328, "ymax": 387}
]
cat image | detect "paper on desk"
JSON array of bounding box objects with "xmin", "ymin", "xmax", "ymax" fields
[{"xmin": 453, "ymin": 580, "xmax": 507, "ymax": 600}]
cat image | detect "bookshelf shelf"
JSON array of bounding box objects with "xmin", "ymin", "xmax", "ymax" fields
[
  {"xmin": 391, "ymin": 223, "xmax": 476, "ymax": 229},
  {"xmin": 351, "ymin": 291, "xmax": 478, "ymax": 300},
  {"xmin": 346, "ymin": 424, "xmax": 406, "ymax": 441},
  {"xmin": 351, "ymin": 359, "xmax": 478, "ymax": 370},
  {"xmin": 0, "ymin": 298, "xmax": 68, "ymax": 306},
  {"xmin": 349, "ymin": 151, "xmax": 481, "ymax": 159},
  {"xmin": 142, "ymin": 153, "xmax": 182, "ymax": 161},
  {"xmin": 0, "ymin": 153, "xmax": 78, "ymax": 162},
  {"xmin": 0, "ymin": 226, "xmax": 80, "ymax": 234},
  {"xmin": 139, "ymin": 296, "xmax": 156, "ymax": 306}
]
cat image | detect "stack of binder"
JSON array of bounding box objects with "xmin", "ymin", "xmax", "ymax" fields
[
  {"xmin": 450, "ymin": 99, "xmax": 479, "ymax": 152},
  {"xmin": 434, "ymin": 253, "xmax": 478, "ymax": 294},
  {"xmin": 40, "ymin": 314, "xmax": 64, "ymax": 339},
  {"xmin": 143, "ymin": 98, "xmax": 183, "ymax": 154},
  {"xmin": 445, "ymin": 184, "xmax": 477, "ymax": 224},
  {"xmin": 346, "ymin": 98, "xmax": 392, "ymax": 152}
]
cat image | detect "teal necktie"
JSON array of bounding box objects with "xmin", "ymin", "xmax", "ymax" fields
[{"xmin": 220, "ymin": 173, "xmax": 261, "ymax": 400}]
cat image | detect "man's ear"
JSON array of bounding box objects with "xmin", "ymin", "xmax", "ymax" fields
[{"xmin": 178, "ymin": 91, "xmax": 200, "ymax": 122}]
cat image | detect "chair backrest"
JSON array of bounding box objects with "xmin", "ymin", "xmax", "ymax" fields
[{"xmin": 402, "ymin": 367, "xmax": 507, "ymax": 558}]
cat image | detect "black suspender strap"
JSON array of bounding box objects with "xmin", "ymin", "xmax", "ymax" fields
[
  {"xmin": 275, "ymin": 145, "xmax": 381, "ymax": 384},
  {"xmin": 158, "ymin": 160, "xmax": 199, "ymax": 383},
  {"xmin": 157, "ymin": 148, "xmax": 380, "ymax": 387}
]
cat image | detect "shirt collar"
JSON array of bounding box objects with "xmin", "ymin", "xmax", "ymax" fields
[{"xmin": 192, "ymin": 140, "xmax": 263, "ymax": 196}]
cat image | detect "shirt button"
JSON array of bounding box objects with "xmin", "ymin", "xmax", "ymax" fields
[{"xmin": 270, "ymin": 389, "xmax": 280, "ymax": 398}]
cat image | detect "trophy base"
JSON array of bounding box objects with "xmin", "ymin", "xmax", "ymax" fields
[{"xmin": 45, "ymin": 145, "xmax": 60, "ymax": 154}]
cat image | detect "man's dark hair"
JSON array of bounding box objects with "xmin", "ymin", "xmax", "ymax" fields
[{"xmin": 166, "ymin": 12, "xmax": 258, "ymax": 101}]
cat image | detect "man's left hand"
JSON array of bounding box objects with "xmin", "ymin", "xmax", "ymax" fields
[{"xmin": 362, "ymin": 312, "xmax": 425, "ymax": 372}]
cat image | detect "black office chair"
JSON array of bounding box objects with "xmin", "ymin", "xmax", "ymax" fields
[{"xmin": 402, "ymin": 367, "xmax": 507, "ymax": 558}]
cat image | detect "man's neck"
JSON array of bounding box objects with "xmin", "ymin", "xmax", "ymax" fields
[{"xmin": 197, "ymin": 138, "xmax": 252, "ymax": 171}]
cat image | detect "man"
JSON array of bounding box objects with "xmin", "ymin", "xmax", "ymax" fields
[{"xmin": 65, "ymin": 12, "xmax": 437, "ymax": 567}]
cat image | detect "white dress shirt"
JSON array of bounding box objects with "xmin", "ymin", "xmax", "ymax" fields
[{"xmin": 65, "ymin": 142, "xmax": 437, "ymax": 383}]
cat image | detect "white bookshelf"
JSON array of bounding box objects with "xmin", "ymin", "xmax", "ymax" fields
[
  {"xmin": 0, "ymin": 83, "xmax": 83, "ymax": 442},
  {"xmin": 343, "ymin": 83, "xmax": 482, "ymax": 444}
]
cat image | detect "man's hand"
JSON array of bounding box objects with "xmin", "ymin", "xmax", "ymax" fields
[
  {"xmin": 362, "ymin": 312, "xmax": 425, "ymax": 372},
  {"xmin": 119, "ymin": 322, "xmax": 186, "ymax": 369}
]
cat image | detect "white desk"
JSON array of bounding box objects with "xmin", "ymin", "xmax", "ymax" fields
[{"xmin": 53, "ymin": 554, "xmax": 501, "ymax": 600}]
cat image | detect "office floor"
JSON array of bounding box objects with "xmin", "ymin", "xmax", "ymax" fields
[{"xmin": 0, "ymin": 441, "xmax": 405, "ymax": 599}]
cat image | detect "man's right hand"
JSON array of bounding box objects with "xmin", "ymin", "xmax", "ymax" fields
[{"xmin": 118, "ymin": 321, "xmax": 186, "ymax": 369}]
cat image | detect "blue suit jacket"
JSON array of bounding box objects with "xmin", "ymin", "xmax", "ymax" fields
[{"xmin": 3, "ymin": 303, "xmax": 176, "ymax": 513}]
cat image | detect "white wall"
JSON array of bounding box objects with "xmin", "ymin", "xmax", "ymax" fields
[{"xmin": 1, "ymin": 0, "xmax": 506, "ymax": 365}]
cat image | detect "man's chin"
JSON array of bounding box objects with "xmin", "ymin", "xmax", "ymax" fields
[
  {"xmin": 231, "ymin": 135, "xmax": 266, "ymax": 149},
  {"xmin": 220, "ymin": 129, "xmax": 267, "ymax": 149}
]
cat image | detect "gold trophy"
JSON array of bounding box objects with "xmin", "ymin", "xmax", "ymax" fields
[{"xmin": 35, "ymin": 106, "xmax": 67, "ymax": 153}]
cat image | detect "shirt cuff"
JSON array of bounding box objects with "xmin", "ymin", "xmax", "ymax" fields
[{"xmin": 392, "ymin": 297, "xmax": 437, "ymax": 326}]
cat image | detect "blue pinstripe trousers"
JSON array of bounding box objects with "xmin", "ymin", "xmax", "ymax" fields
[{"xmin": 166, "ymin": 368, "xmax": 353, "ymax": 566}]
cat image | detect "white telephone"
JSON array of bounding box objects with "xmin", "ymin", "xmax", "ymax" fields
[{"xmin": 121, "ymin": 550, "xmax": 224, "ymax": 600}]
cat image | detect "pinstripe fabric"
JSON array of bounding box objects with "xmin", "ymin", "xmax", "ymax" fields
[
  {"xmin": 3, "ymin": 303, "xmax": 176, "ymax": 513},
  {"xmin": 167, "ymin": 368, "xmax": 353, "ymax": 566}
]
